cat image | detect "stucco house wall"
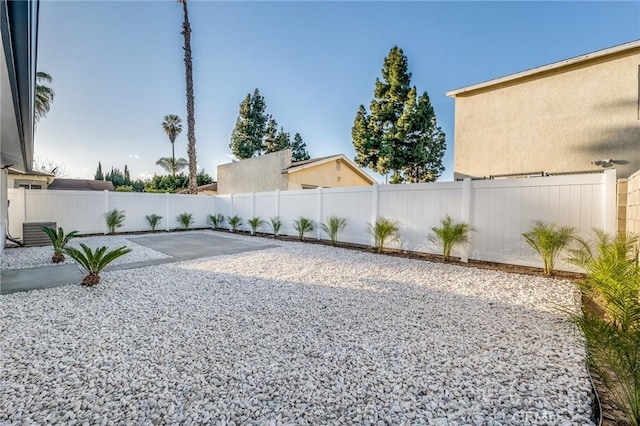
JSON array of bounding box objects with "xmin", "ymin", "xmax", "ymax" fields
[
  {"xmin": 448, "ymin": 41, "xmax": 640, "ymax": 180},
  {"xmin": 217, "ymin": 150, "xmax": 376, "ymax": 194},
  {"xmin": 287, "ymin": 159, "xmax": 373, "ymax": 189},
  {"xmin": 217, "ymin": 150, "xmax": 290, "ymax": 194}
]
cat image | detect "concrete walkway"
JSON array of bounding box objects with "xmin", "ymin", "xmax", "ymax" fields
[{"xmin": 1, "ymin": 234, "xmax": 276, "ymax": 294}]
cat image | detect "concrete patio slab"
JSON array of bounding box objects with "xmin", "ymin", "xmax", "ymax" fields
[
  {"xmin": 1, "ymin": 264, "xmax": 84, "ymax": 295},
  {"xmin": 127, "ymin": 233, "xmax": 277, "ymax": 260}
]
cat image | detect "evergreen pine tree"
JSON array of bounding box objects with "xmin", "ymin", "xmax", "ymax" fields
[
  {"xmin": 94, "ymin": 162, "xmax": 104, "ymax": 180},
  {"xmin": 273, "ymin": 127, "xmax": 291, "ymax": 153},
  {"xmin": 230, "ymin": 89, "xmax": 268, "ymax": 159},
  {"xmin": 263, "ymin": 117, "xmax": 279, "ymax": 153},
  {"xmin": 291, "ymin": 133, "xmax": 310, "ymax": 161},
  {"xmin": 352, "ymin": 46, "xmax": 445, "ymax": 183}
]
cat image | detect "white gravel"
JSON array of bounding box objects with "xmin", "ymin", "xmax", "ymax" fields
[
  {"xmin": 1, "ymin": 235, "xmax": 171, "ymax": 270},
  {"xmin": 0, "ymin": 238, "xmax": 594, "ymax": 425}
]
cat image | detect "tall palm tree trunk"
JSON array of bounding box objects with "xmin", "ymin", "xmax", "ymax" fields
[
  {"xmin": 171, "ymin": 141, "xmax": 176, "ymax": 177},
  {"xmin": 180, "ymin": 0, "xmax": 198, "ymax": 193}
]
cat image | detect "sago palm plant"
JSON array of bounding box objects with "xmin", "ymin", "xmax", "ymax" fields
[
  {"xmin": 321, "ymin": 216, "xmax": 347, "ymax": 246},
  {"xmin": 269, "ymin": 216, "xmax": 282, "ymax": 237},
  {"xmin": 430, "ymin": 215, "xmax": 474, "ymax": 262},
  {"xmin": 64, "ymin": 244, "xmax": 132, "ymax": 286},
  {"xmin": 227, "ymin": 215, "xmax": 242, "ymax": 233},
  {"xmin": 105, "ymin": 209, "xmax": 125, "ymax": 234},
  {"xmin": 146, "ymin": 214, "xmax": 163, "ymax": 231},
  {"xmin": 207, "ymin": 213, "xmax": 225, "ymax": 230},
  {"xmin": 522, "ymin": 221, "xmax": 576, "ymax": 275},
  {"xmin": 248, "ymin": 217, "xmax": 265, "ymax": 236},
  {"xmin": 369, "ymin": 217, "xmax": 400, "ymax": 254},
  {"xmin": 40, "ymin": 225, "xmax": 79, "ymax": 263},
  {"xmin": 177, "ymin": 212, "xmax": 194, "ymax": 230},
  {"xmin": 567, "ymin": 231, "xmax": 640, "ymax": 425},
  {"xmin": 293, "ymin": 217, "xmax": 315, "ymax": 241}
]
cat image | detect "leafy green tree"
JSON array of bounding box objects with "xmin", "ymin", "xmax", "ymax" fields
[
  {"xmin": 35, "ymin": 71, "xmax": 55, "ymax": 123},
  {"xmin": 177, "ymin": 0, "xmax": 198, "ymax": 193},
  {"xmin": 144, "ymin": 170, "xmax": 212, "ymax": 192},
  {"xmin": 291, "ymin": 133, "xmax": 310, "ymax": 161},
  {"xmin": 352, "ymin": 46, "xmax": 446, "ymax": 183},
  {"xmin": 161, "ymin": 114, "xmax": 183, "ymax": 176},
  {"xmin": 230, "ymin": 89, "xmax": 268, "ymax": 159},
  {"xmin": 156, "ymin": 157, "xmax": 189, "ymax": 176},
  {"xmin": 94, "ymin": 162, "xmax": 104, "ymax": 181},
  {"xmin": 104, "ymin": 165, "xmax": 133, "ymax": 188}
]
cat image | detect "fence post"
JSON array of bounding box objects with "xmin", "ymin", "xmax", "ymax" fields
[
  {"xmin": 603, "ymin": 169, "xmax": 617, "ymax": 234},
  {"xmin": 251, "ymin": 192, "xmax": 256, "ymax": 219},
  {"xmin": 165, "ymin": 192, "xmax": 170, "ymax": 231},
  {"xmin": 275, "ymin": 190, "xmax": 280, "ymax": 218},
  {"xmin": 230, "ymin": 193, "xmax": 234, "ymax": 223},
  {"xmin": 460, "ymin": 178, "xmax": 472, "ymax": 263},
  {"xmin": 21, "ymin": 187, "xmax": 27, "ymax": 230},
  {"xmin": 316, "ymin": 187, "xmax": 323, "ymax": 240},
  {"xmin": 103, "ymin": 190, "xmax": 109, "ymax": 234},
  {"xmin": 370, "ymin": 184, "xmax": 379, "ymax": 246}
]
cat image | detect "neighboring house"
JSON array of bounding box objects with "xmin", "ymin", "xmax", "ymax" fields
[
  {"xmin": 447, "ymin": 40, "xmax": 640, "ymax": 180},
  {"xmin": 48, "ymin": 179, "xmax": 115, "ymax": 191},
  {"xmin": 7, "ymin": 169, "xmax": 54, "ymax": 189},
  {"xmin": 217, "ymin": 149, "xmax": 376, "ymax": 194},
  {"xmin": 1, "ymin": 0, "xmax": 39, "ymax": 253}
]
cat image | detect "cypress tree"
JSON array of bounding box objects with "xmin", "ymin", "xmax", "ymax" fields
[
  {"xmin": 352, "ymin": 46, "xmax": 446, "ymax": 183},
  {"xmin": 94, "ymin": 162, "xmax": 104, "ymax": 180}
]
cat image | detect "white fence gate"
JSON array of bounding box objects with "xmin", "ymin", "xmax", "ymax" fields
[{"xmin": 7, "ymin": 170, "xmax": 616, "ymax": 271}]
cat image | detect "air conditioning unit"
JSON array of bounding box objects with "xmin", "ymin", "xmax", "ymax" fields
[{"xmin": 22, "ymin": 222, "xmax": 56, "ymax": 247}]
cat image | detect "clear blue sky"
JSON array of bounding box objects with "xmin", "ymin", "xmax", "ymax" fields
[{"xmin": 35, "ymin": 1, "xmax": 640, "ymax": 183}]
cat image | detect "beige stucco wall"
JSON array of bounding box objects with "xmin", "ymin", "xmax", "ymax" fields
[
  {"xmin": 287, "ymin": 159, "xmax": 374, "ymax": 190},
  {"xmin": 217, "ymin": 150, "xmax": 290, "ymax": 194},
  {"xmin": 452, "ymin": 48, "xmax": 640, "ymax": 179},
  {"xmin": 627, "ymin": 170, "xmax": 640, "ymax": 235}
]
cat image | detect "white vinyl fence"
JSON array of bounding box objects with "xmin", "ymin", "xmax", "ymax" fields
[{"xmin": 7, "ymin": 170, "xmax": 617, "ymax": 271}]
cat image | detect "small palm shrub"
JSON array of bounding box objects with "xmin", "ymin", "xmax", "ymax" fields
[
  {"xmin": 369, "ymin": 217, "xmax": 400, "ymax": 254},
  {"xmin": 269, "ymin": 216, "xmax": 282, "ymax": 237},
  {"xmin": 207, "ymin": 213, "xmax": 225, "ymax": 230},
  {"xmin": 522, "ymin": 221, "xmax": 576, "ymax": 275},
  {"xmin": 567, "ymin": 231, "xmax": 640, "ymax": 425},
  {"xmin": 228, "ymin": 215, "xmax": 242, "ymax": 233},
  {"xmin": 40, "ymin": 225, "xmax": 80, "ymax": 263},
  {"xmin": 430, "ymin": 215, "xmax": 474, "ymax": 262},
  {"xmin": 321, "ymin": 216, "xmax": 347, "ymax": 246},
  {"xmin": 293, "ymin": 217, "xmax": 314, "ymax": 241},
  {"xmin": 146, "ymin": 214, "xmax": 162, "ymax": 231},
  {"xmin": 177, "ymin": 212, "xmax": 194, "ymax": 230},
  {"xmin": 64, "ymin": 244, "xmax": 132, "ymax": 286},
  {"xmin": 105, "ymin": 209, "xmax": 125, "ymax": 234},
  {"xmin": 247, "ymin": 217, "xmax": 265, "ymax": 236}
]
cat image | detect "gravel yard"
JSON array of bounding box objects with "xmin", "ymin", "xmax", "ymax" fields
[{"xmin": 0, "ymin": 233, "xmax": 594, "ymax": 425}]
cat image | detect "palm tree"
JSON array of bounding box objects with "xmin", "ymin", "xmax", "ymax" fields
[
  {"xmin": 35, "ymin": 71, "xmax": 55, "ymax": 123},
  {"xmin": 161, "ymin": 114, "xmax": 183, "ymax": 176},
  {"xmin": 178, "ymin": 0, "xmax": 198, "ymax": 194},
  {"xmin": 156, "ymin": 157, "xmax": 189, "ymax": 175}
]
